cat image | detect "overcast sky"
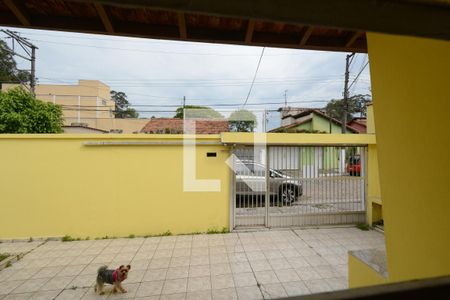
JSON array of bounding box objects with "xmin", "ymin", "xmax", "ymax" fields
[{"xmin": 1, "ymin": 26, "xmax": 371, "ymax": 129}]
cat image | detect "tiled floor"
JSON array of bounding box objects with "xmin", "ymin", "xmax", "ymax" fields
[{"xmin": 0, "ymin": 227, "xmax": 384, "ymax": 299}]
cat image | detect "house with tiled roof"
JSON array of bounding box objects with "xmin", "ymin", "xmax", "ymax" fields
[
  {"xmin": 271, "ymin": 108, "xmax": 359, "ymax": 134},
  {"xmin": 347, "ymin": 117, "xmax": 367, "ymax": 133}
]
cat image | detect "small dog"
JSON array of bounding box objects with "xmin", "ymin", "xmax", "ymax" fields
[{"xmin": 95, "ymin": 265, "xmax": 131, "ymax": 295}]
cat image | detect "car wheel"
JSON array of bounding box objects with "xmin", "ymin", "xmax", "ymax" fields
[{"xmin": 279, "ymin": 185, "xmax": 298, "ymax": 204}]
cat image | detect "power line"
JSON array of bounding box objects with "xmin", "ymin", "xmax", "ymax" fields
[
  {"xmin": 242, "ymin": 47, "xmax": 265, "ymax": 107},
  {"xmin": 27, "ymin": 38, "xmax": 309, "ymax": 57},
  {"xmin": 348, "ymin": 60, "xmax": 369, "ymax": 90},
  {"xmin": 59, "ymin": 99, "xmax": 330, "ymax": 109}
]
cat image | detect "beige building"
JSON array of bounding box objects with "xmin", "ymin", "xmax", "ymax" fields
[{"xmin": 2, "ymin": 80, "xmax": 148, "ymax": 133}]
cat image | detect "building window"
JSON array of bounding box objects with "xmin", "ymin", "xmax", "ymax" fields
[{"xmin": 102, "ymin": 99, "xmax": 107, "ymax": 106}]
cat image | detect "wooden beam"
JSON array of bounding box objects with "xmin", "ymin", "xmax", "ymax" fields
[
  {"xmin": 346, "ymin": 31, "xmax": 363, "ymax": 47},
  {"xmin": 245, "ymin": 19, "xmax": 255, "ymax": 43},
  {"xmin": 68, "ymin": 0, "xmax": 450, "ymax": 41},
  {"xmin": 299, "ymin": 27, "xmax": 313, "ymax": 46},
  {"xmin": 177, "ymin": 12, "xmax": 187, "ymax": 39},
  {"xmin": 3, "ymin": 0, "xmax": 31, "ymax": 26},
  {"xmin": 94, "ymin": 3, "xmax": 114, "ymax": 33}
]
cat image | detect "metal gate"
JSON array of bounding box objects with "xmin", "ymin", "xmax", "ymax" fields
[{"xmin": 232, "ymin": 145, "xmax": 367, "ymax": 228}]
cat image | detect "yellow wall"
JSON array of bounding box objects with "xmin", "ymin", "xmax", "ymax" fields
[
  {"xmin": 0, "ymin": 133, "xmax": 377, "ymax": 239},
  {"xmin": 366, "ymin": 33, "xmax": 450, "ymax": 282},
  {"xmin": 366, "ymin": 105, "xmax": 382, "ymax": 225},
  {"xmin": 348, "ymin": 254, "xmax": 387, "ymax": 288},
  {"xmin": 221, "ymin": 132, "xmax": 376, "ymax": 145},
  {"xmin": 0, "ymin": 135, "xmax": 230, "ymax": 239}
]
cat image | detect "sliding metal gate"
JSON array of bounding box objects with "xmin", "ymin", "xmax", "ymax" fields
[{"xmin": 233, "ymin": 145, "xmax": 367, "ymax": 228}]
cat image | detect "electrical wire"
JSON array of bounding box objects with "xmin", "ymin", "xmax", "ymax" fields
[
  {"xmin": 242, "ymin": 47, "xmax": 265, "ymax": 107},
  {"xmin": 27, "ymin": 38, "xmax": 305, "ymax": 57},
  {"xmin": 348, "ymin": 60, "xmax": 369, "ymax": 90}
]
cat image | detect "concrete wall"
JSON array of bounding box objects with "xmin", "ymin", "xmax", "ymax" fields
[
  {"xmin": 355, "ymin": 33, "xmax": 450, "ymax": 283},
  {"xmin": 0, "ymin": 135, "xmax": 230, "ymax": 239}
]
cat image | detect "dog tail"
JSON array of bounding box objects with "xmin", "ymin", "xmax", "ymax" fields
[{"xmin": 97, "ymin": 265, "xmax": 108, "ymax": 276}]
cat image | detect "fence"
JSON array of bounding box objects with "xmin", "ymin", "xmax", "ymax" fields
[{"xmin": 233, "ymin": 145, "xmax": 367, "ymax": 228}]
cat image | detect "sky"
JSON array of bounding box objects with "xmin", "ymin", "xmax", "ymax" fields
[{"xmin": 0, "ymin": 26, "xmax": 371, "ymax": 130}]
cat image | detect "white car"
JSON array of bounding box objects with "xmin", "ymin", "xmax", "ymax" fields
[{"xmin": 235, "ymin": 160, "xmax": 303, "ymax": 204}]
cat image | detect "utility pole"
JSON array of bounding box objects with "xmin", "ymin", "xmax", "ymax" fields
[
  {"xmin": 183, "ymin": 96, "xmax": 186, "ymax": 108},
  {"xmin": 284, "ymin": 90, "xmax": 288, "ymax": 107},
  {"xmin": 1, "ymin": 30, "xmax": 38, "ymax": 95},
  {"xmin": 30, "ymin": 46, "xmax": 36, "ymax": 94},
  {"xmin": 342, "ymin": 52, "xmax": 355, "ymax": 133}
]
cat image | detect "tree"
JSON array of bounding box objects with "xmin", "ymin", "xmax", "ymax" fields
[
  {"xmin": 325, "ymin": 94, "xmax": 371, "ymax": 121},
  {"xmin": 173, "ymin": 105, "xmax": 224, "ymax": 119},
  {"xmin": 228, "ymin": 109, "xmax": 257, "ymax": 132},
  {"xmin": 0, "ymin": 40, "xmax": 30, "ymax": 85},
  {"xmin": 110, "ymin": 90, "xmax": 139, "ymax": 118},
  {"xmin": 0, "ymin": 87, "xmax": 63, "ymax": 133}
]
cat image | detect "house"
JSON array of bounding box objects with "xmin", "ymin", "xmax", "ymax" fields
[
  {"xmin": 271, "ymin": 108, "xmax": 359, "ymax": 134},
  {"xmin": 140, "ymin": 118, "xmax": 229, "ymax": 134},
  {"xmin": 2, "ymin": 80, "xmax": 149, "ymax": 134},
  {"xmin": 348, "ymin": 117, "xmax": 367, "ymax": 133}
]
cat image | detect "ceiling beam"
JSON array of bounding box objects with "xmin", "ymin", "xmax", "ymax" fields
[
  {"xmin": 177, "ymin": 12, "xmax": 187, "ymax": 39},
  {"xmin": 94, "ymin": 3, "xmax": 114, "ymax": 33},
  {"xmin": 299, "ymin": 27, "xmax": 313, "ymax": 46},
  {"xmin": 0, "ymin": 12, "xmax": 367, "ymax": 53},
  {"xmin": 245, "ymin": 19, "xmax": 255, "ymax": 43},
  {"xmin": 3, "ymin": 0, "xmax": 31, "ymax": 26},
  {"xmin": 68, "ymin": 0, "xmax": 450, "ymax": 41},
  {"xmin": 346, "ymin": 31, "xmax": 363, "ymax": 47}
]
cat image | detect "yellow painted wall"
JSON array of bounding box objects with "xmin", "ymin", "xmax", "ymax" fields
[
  {"xmin": 348, "ymin": 254, "xmax": 387, "ymax": 288},
  {"xmin": 0, "ymin": 135, "xmax": 230, "ymax": 239},
  {"xmin": 366, "ymin": 105, "xmax": 382, "ymax": 225},
  {"xmin": 221, "ymin": 132, "xmax": 376, "ymax": 145},
  {"xmin": 366, "ymin": 33, "xmax": 450, "ymax": 282}
]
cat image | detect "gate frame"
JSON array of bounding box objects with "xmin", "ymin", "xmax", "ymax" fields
[{"xmin": 231, "ymin": 144, "xmax": 369, "ymax": 230}]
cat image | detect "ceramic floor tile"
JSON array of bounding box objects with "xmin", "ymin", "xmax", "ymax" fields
[
  {"xmin": 232, "ymin": 273, "xmax": 256, "ymax": 288},
  {"xmin": 135, "ymin": 281, "xmax": 164, "ymax": 298},
  {"xmin": 282, "ymin": 281, "xmax": 311, "ymax": 296},
  {"xmin": 162, "ymin": 278, "xmax": 188, "ymax": 295},
  {"xmin": 236, "ymin": 286, "xmax": 263, "ymax": 300},
  {"xmin": 260, "ymin": 283, "xmax": 287, "ymax": 299},
  {"xmin": 211, "ymin": 288, "xmax": 237, "ymax": 300},
  {"xmin": 187, "ymin": 276, "xmax": 211, "ymax": 292}
]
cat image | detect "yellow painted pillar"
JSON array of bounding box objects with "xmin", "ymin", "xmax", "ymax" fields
[{"xmin": 367, "ymin": 33, "xmax": 450, "ymax": 282}]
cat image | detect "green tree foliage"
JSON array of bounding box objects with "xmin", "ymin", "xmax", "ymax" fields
[
  {"xmin": 174, "ymin": 105, "xmax": 224, "ymax": 119},
  {"xmin": 0, "ymin": 87, "xmax": 63, "ymax": 133},
  {"xmin": 228, "ymin": 109, "xmax": 257, "ymax": 132},
  {"xmin": 325, "ymin": 94, "xmax": 372, "ymax": 121},
  {"xmin": 0, "ymin": 40, "xmax": 30, "ymax": 84},
  {"xmin": 111, "ymin": 90, "xmax": 139, "ymax": 118}
]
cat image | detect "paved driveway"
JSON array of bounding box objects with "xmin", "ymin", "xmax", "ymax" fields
[{"xmin": 0, "ymin": 227, "xmax": 384, "ymax": 300}]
